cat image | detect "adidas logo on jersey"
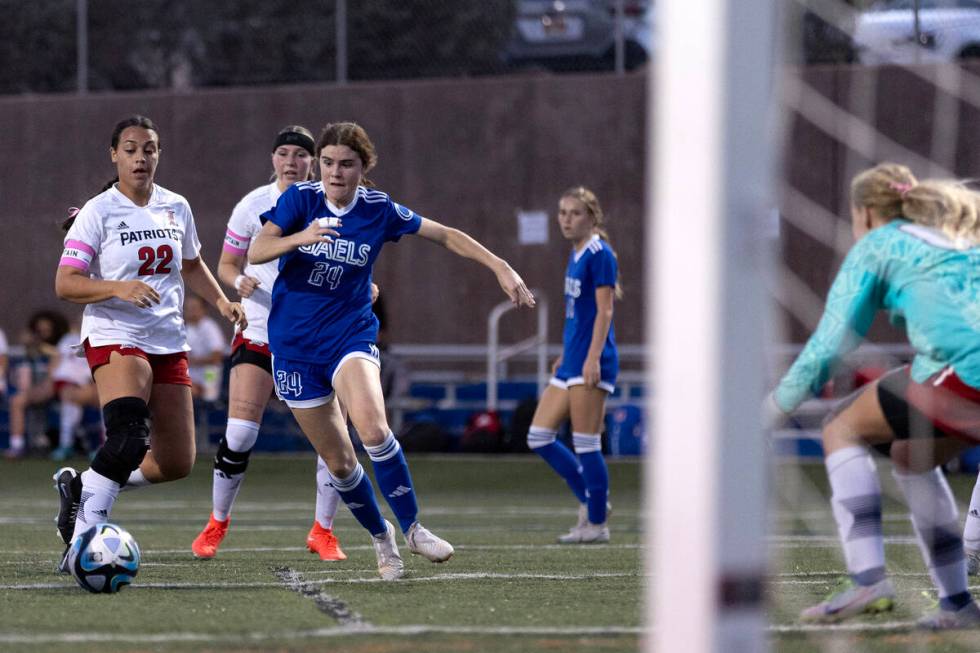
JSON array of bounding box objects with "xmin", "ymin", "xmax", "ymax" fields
[
  {"xmin": 388, "ymin": 485, "xmax": 413, "ymax": 498},
  {"xmin": 116, "ymin": 221, "xmax": 129, "ymax": 229}
]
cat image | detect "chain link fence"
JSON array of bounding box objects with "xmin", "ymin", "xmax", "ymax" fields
[{"xmin": 0, "ymin": 0, "xmax": 655, "ymax": 94}]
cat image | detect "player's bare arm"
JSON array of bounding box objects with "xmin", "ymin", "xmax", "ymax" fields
[{"xmin": 56, "ymin": 265, "xmax": 160, "ymax": 307}]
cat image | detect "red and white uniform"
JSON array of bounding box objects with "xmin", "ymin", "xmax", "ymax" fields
[
  {"xmin": 222, "ymin": 182, "xmax": 281, "ymax": 344},
  {"xmin": 60, "ymin": 184, "xmax": 201, "ymax": 354}
]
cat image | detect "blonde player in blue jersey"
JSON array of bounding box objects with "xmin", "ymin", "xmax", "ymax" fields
[
  {"xmin": 768, "ymin": 162, "xmax": 980, "ymax": 629},
  {"xmin": 526, "ymin": 187, "xmax": 620, "ymax": 544},
  {"xmin": 249, "ymin": 122, "xmax": 536, "ymax": 580}
]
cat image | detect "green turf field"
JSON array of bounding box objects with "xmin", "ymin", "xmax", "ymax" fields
[{"xmin": 2, "ymin": 454, "xmax": 980, "ymax": 652}]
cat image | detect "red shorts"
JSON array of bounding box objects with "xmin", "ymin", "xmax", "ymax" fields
[
  {"xmin": 878, "ymin": 365, "xmax": 980, "ymax": 444},
  {"xmin": 231, "ymin": 332, "xmax": 271, "ymax": 356},
  {"xmin": 230, "ymin": 333, "xmax": 272, "ymax": 374},
  {"xmin": 83, "ymin": 340, "xmax": 191, "ymax": 386}
]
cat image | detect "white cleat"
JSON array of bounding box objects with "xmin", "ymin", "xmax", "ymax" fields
[
  {"xmin": 578, "ymin": 522, "xmax": 611, "ymax": 543},
  {"xmin": 917, "ymin": 600, "xmax": 980, "ymax": 630},
  {"xmin": 372, "ymin": 520, "xmax": 404, "ymax": 581},
  {"xmin": 557, "ymin": 504, "xmax": 589, "ymax": 543},
  {"xmin": 558, "ymin": 503, "xmax": 612, "ymax": 544},
  {"xmin": 406, "ymin": 521, "xmax": 454, "ymax": 562}
]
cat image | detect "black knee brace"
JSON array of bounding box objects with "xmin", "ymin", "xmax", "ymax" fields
[
  {"xmin": 214, "ymin": 437, "xmax": 251, "ymax": 477},
  {"xmin": 92, "ymin": 397, "xmax": 151, "ymax": 485}
]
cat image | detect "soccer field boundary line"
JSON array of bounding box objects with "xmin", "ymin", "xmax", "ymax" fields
[
  {"xmin": 0, "ymin": 624, "xmax": 646, "ymax": 646},
  {"xmin": 767, "ymin": 620, "xmax": 919, "ymax": 634},
  {"xmin": 274, "ymin": 567, "xmax": 367, "ymax": 627},
  {"xmin": 0, "ymin": 570, "xmax": 640, "ymax": 591},
  {"xmin": 142, "ymin": 543, "xmax": 643, "ymax": 555},
  {"xmin": 0, "ymin": 620, "xmax": 952, "ymax": 644}
]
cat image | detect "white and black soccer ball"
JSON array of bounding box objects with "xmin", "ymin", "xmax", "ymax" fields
[{"xmin": 68, "ymin": 522, "xmax": 140, "ymax": 594}]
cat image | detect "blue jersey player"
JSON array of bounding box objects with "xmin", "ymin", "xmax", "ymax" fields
[
  {"xmin": 250, "ymin": 122, "xmax": 536, "ymax": 581},
  {"xmin": 527, "ymin": 187, "xmax": 620, "ymax": 544},
  {"xmin": 768, "ymin": 163, "xmax": 980, "ymax": 629}
]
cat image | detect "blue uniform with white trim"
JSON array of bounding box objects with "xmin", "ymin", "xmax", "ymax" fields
[
  {"xmin": 553, "ymin": 234, "xmax": 619, "ymax": 393},
  {"xmin": 261, "ymin": 182, "xmax": 422, "ymax": 404}
]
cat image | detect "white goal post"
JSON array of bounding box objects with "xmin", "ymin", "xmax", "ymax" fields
[{"xmin": 647, "ymin": 1, "xmax": 778, "ymax": 651}]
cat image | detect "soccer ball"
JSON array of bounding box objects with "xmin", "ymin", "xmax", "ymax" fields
[{"xmin": 67, "ymin": 522, "xmax": 140, "ymax": 594}]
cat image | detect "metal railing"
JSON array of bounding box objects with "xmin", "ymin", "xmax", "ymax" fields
[{"xmin": 486, "ymin": 290, "xmax": 548, "ymax": 411}]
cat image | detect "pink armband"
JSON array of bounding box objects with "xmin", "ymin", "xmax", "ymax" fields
[{"xmin": 60, "ymin": 239, "xmax": 96, "ymax": 271}]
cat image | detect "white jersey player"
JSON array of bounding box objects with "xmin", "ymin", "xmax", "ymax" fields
[
  {"xmin": 191, "ymin": 126, "xmax": 347, "ymax": 562},
  {"xmin": 52, "ymin": 115, "xmax": 245, "ymax": 571}
]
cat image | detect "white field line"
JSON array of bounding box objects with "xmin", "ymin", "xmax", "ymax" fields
[
  {"xmin": 145, "ymin": 543, "xmax": 644, "ymax": 555},
  {"xmin": 0, "ymin": 624, "xmax": 645, "ymax": 645},
  {"xmin": 0, "ymin": 571, "xmax": 641, "ymax": 591},
  {"xmin": 0, "ymin": 620, "xmax": 952, "ymax": 645}
]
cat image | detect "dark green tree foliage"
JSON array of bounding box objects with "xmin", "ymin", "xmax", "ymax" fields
[{"xmin": 0, "ymin": 0, "xmax": 516, "ymax": 94}]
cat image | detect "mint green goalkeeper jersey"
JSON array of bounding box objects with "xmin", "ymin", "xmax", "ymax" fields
[{"xmin": 774, "ymin": 219, "xmax": 980, "ymax": 413}]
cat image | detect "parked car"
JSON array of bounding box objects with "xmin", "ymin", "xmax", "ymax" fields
[
  {"xmin": 853, "ymin": 0, "xmax": 980, "ymax": 64},
  {"xmin": 502, "ymin": 0, "xmax": 654, "ymax": 72}
]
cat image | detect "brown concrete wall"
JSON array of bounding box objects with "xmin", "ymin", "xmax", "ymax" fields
[{"xmin": 0, "ymin": 72, "xmax": 645, "ymax": 349}]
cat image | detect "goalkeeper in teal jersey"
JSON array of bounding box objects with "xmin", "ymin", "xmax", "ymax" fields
[{"xmin": 770, "ymin": 163, "xmax": 980, "ymax": 629}]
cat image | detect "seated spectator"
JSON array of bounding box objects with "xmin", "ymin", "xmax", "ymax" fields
[
  {"xmin": 184, "ymin": 294, "xmax": 227, "ymax": 402},
  {"xmin": 6, "ymin": 310, "xmax": 68, "ymax": 459},
  {"xmin": 49, "ymin": 317, "xmax": 99, "ymax": 461}
]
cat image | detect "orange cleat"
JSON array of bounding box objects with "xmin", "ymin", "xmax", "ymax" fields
[
  {"xmin": 306, "ymin": 521, "xmax": 347, "ymax": 561},
  {"xmin": 191, "ymin": 513, "xmax": 230, "ymax": 559}
]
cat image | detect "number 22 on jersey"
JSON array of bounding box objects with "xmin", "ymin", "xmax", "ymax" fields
[{"xmin": 137, "ymin": 244, "xmax": 174, "ymax": 276}]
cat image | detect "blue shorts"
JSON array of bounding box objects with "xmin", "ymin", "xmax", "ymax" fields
[
  {"xmin": 552, "ymin": 357, "xmax": 617, "ymax": 395},
  {"xmin": 272, "ymin": 342, "xmax": 380, "ymax": 408}
]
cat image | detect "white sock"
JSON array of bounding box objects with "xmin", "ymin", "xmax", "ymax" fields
[
  {"xmin": 825, "ymin": 446, "xmax": 886, "ymax": 581},
  {"xmin": 315, "ymin": 456, "xmax": 340, "ymax": 530},
  {"xmin": 119, "ymin": 468, "xmax": 151, "ymax": 492},
  {"xmin": 892, "ymin": 467, "xmax": 968, "ymax": 601},
  {"xmin": 8, "ymin": 434, "xmax": 25, "ymax": 451},
  {"xmin": 73, "ymin": 469, "xmax": 121, "ymax": 540},
  {"xmin": 212, "ymin": 419, "xmax": 260, "ymax": 521},
  {"xmin": 964, "ymin": 469, "xmax": 980, "ymax": 553},
  {"xmin": 58, "ymin": 402, "xmax": 83, "ymax": 449}
]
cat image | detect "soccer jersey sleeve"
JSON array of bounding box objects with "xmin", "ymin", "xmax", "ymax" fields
[
  {"xmin": 224, "ymin": 198, "xmax": 255, "ymax": 257},
  {"xmin": 61, "ymin": 203, "xmax": 104, "ymax": 272},
  {"xmin": 773, "ymin": 234, "xmax": 887, "ymax": 413},
  {"xmin": 180, "ymin": 201, "xmax": 202, "ymax": 260},
  {"xmin": 261, "ymin": 184, "xmax": 308, "ymax": 236},
  {"xmin": 589, "ymin": 247, "xmax": 618, "ymax": 288},
  {"xmin": 383, "ymin": 198, "xmax": 423, "ymax": 242}
]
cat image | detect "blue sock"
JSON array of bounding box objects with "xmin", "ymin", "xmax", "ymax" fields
[
  {"xmin": 574, "ymin": 433, "xmax": 609, "ymax": 524},
  {"xmin": 365, "ymin": 433, "xmax": 418, "ymax": 534},
  {"xmin": 329, "ymin": 463, "xmax": 386, "ymax": 537},
  {"xmin": 528, "ymin": 427, "xmax": 588, "ymax": 504}
]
